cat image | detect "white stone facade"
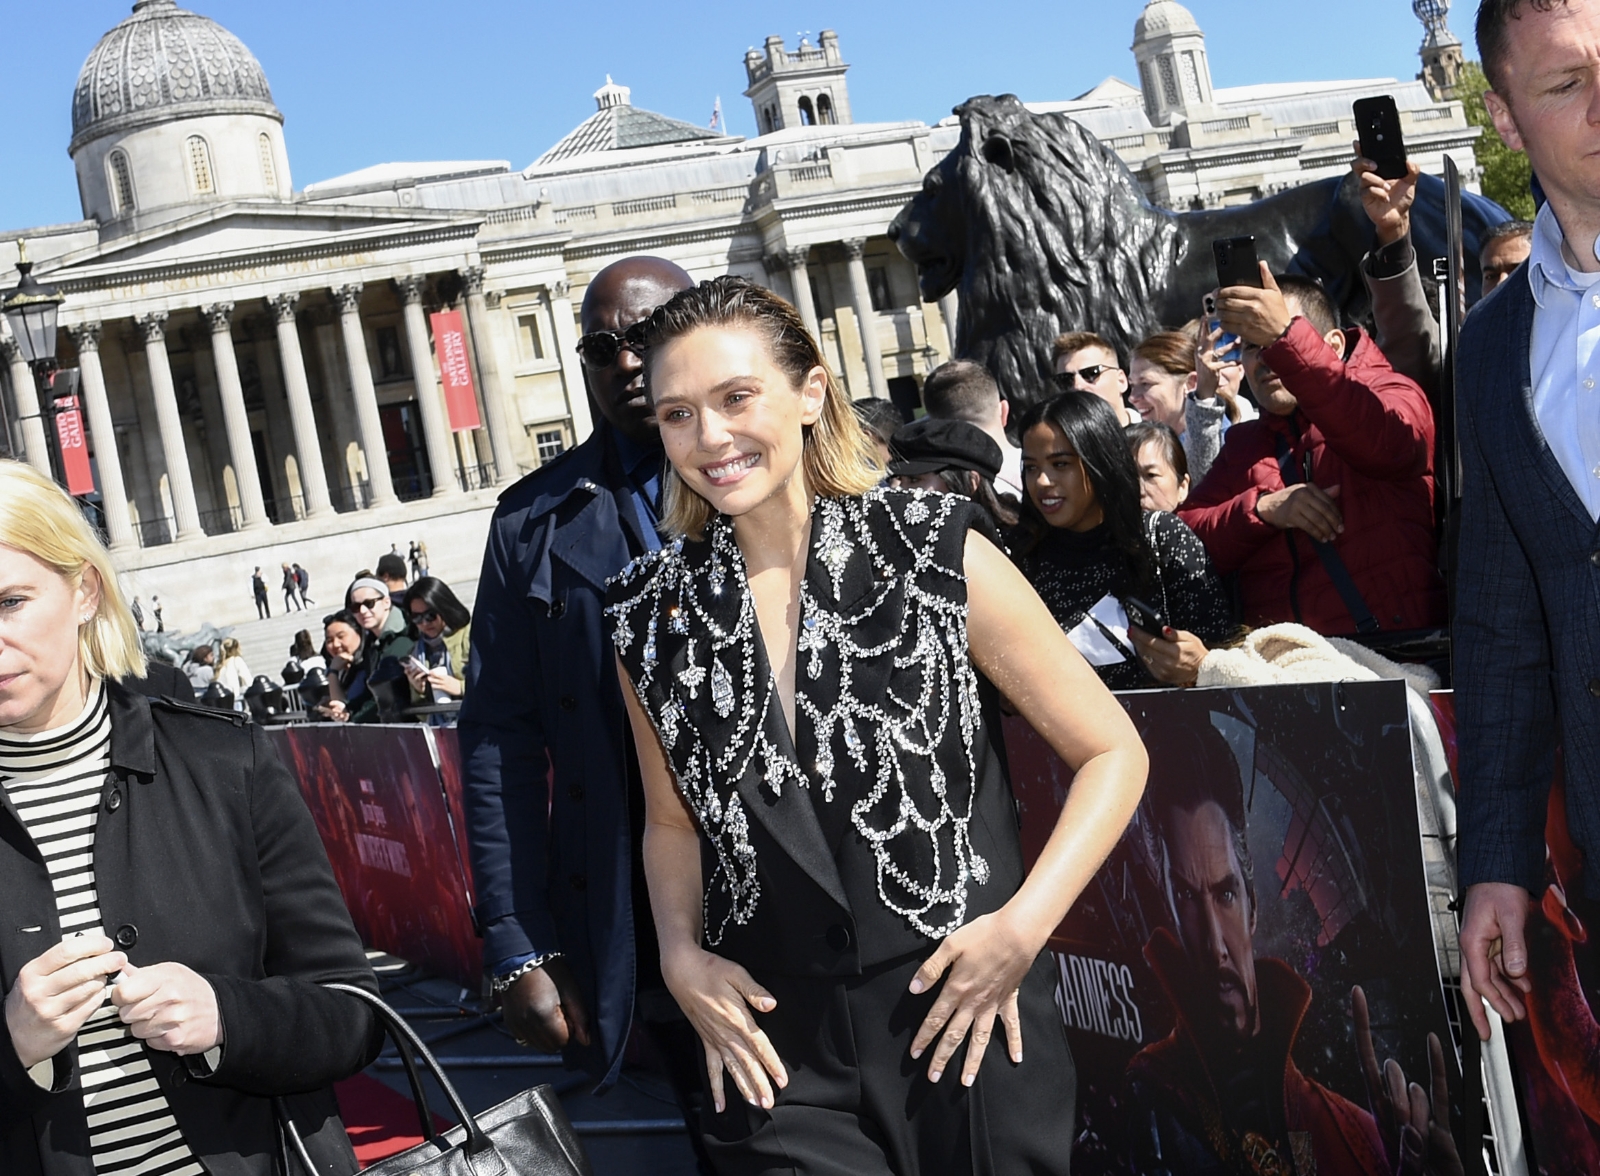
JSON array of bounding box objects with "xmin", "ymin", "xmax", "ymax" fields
[{"xmin": 0, "ymin": 0, "xmax": 1474, "ymax": 626}]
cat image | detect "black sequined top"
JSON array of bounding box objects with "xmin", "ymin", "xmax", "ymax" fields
[{"xmin": 1017, "ymin": 511, "xmax": 1233, "ymax": 689}]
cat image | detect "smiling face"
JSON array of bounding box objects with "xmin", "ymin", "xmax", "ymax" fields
[
  {"xmin": 1128, "ymin": 357, "xmax": 1193, "ymax": 434},
  {"xmin": 1165, "ymin": 801, "xmax": 1259, "ymax": 1046},
  {"xmin": 324, "ymin": 620, "xmax": 363, "ymax": 661},
  {"xmin": 1485, "ymin": 0, "xmax": 1600, "ymax": 247},
  {"xmin": 0, "ymin": 545, "xmax": 99, "ymax": 734},
  {"xmin": 348, "ymin": 588, "xmax": 390, "ymax": 633},
  {"xmin": 649, "ymin": 324, "xmax": 827, "ymax": 522},
  {"xmin": 1022, "ymin": 421, "xmax": 1104, "ymax": 531}
]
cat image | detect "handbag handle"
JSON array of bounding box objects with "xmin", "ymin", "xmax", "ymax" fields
[{"xmin": 324, "ymin": 982, "xmax": 498, "ymax": 1159}]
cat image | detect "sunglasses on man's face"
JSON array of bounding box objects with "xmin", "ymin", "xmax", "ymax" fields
[
  {"xmin": 351, "ymin": 597, "xmax": 385, "ymax": 612},
  {"xmin": 576, "ymin": 321, "xmax": 652, "ymax": 368},
  {"xmin": 1059, "ymin": 363, "xmax": 1117, "ymax": 386},
  {"xmin": 410, "ymin": 608, "xmax": 440, "ymax": 624}
]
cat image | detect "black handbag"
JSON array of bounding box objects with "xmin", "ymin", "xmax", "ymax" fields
[{"xmin": 279, "ymin": 982, "xmax": 593, "ymax": 1176}]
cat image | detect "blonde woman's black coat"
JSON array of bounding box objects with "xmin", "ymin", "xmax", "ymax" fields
[{"xmin": 0, "ymin": 680, "xmax": 382, "ymax": 1176}]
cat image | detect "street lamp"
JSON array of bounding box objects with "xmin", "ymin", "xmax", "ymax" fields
[{"xmin": 2, "ymin": 240, "xmax": 64, "ymax": 375}]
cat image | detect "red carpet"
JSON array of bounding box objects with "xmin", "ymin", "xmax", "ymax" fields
[{"xmin": 335, "ymin": 1074, "xmax": 453, "ymax": 1167}]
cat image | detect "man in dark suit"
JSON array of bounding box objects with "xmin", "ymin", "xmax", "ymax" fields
[
  {"xmin": 458, "ymin": 257, "xmax": 708, "ymax": 1157},
  {"xmin": 1457, "ymin": 0, "xmax": 1600, "ymax": 1040}
]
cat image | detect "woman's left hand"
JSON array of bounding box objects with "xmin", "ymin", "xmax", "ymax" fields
[
  {"xmin": 424, "ymin": 667, "xmax": 462, "ymax": 697},
  {"xmin": 111, "ymin": 962, "xmax": 221, "ymax": 1056},
  {"xmin": 1129, "ymin": 626, "xmax": 1208, "ymax": 686},
  {"xmin": 908, "ymin": 909, "xmax": 1040, "ymax": 1086}
]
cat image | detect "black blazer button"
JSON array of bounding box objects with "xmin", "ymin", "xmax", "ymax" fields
[
  {"xmin": 1591, "ymin": 550, "xmax": 1600, "ymax": 567},
  {"xmin": 105, "ymin": 788, "xmax": 122, "ymax": 812},
  {"xmin": 114, "ymin": 924, "xmax": 138, "ymax": 948},
  {"xmin": 1590, "ymin": 679, "xmax": 1600, "ymax": 699},
  {"xmin": 548, "ymin": 599, "xmax": 566, "ymax": 619},
  {"xmin": 560, "ymin": 695, "xmax": 577, "ymax": 711},
  {"xmin": 824, "ymin": 924, "xmax": 852, "ymax": 952}
]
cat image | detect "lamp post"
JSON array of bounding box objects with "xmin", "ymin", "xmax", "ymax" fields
[{"xmin": 2, "ymin": 240, "xmax": 67, "ymax": 483}]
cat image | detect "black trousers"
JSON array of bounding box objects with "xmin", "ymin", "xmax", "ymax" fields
[{"xmin": 702, "ymin": 950, "xmax": 1075, "ymax": 1176}]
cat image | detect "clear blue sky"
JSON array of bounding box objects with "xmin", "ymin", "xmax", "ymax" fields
[{"xmin": 0, "ymin": 0, "xmax": 1485, "ymax": 232}]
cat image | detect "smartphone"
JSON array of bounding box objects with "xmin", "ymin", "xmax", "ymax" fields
[
  {"xmin": 1201, "ymin": 293, "xmax": 1242, "ymax": 364},
  {"xmin": 403, "ymin": 655, "xmax": 427, "ymax": 675},
  {"xmin": 1124, "ymin": 596, "xmax": 1171, "ymax": 639},
  {"xmin": 1212, "ymin": 236, "xmax": 1263, "ymax": 290},
  {"xmin": 1354, "ymin": 95, "xmax": 1407, "ymax": 181}
]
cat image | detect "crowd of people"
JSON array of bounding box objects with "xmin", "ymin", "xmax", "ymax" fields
[{"xmin": 4, "ymin": 3, "xmax": 1586, "ymax": 1169}]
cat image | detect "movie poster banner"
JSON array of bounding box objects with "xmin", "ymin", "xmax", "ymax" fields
[
  {"xmin": 267, "ymin": 725, "xmax": 482, "ymax": 989},
  {"xmin": 1006, "ymin": 680, "xmax": 1463, "ymax": 1175}
]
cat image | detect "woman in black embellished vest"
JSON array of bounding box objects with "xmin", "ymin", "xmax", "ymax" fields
[{"xmin": 606, "ymin": 277, "xmax": 1148, "ymax": 1176}]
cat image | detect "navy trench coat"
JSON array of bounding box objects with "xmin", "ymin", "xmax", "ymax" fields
[{"xmin": 458, "ymin": 426, "xmax": 652, "ymax": 1088}]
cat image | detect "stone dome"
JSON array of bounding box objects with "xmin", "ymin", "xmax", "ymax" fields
[
  {"xmin": 1134, "ymin": 0, "xmax": 1202, "ymax": 40},
  {"xmin": 70, "ymin": 0, "xmax": 279, "ymax": 153}
]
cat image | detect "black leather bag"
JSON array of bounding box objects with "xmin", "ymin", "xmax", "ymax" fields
[{"xmin": 279, "ymin": 982, "xmax": 593, "ymax": 1176}]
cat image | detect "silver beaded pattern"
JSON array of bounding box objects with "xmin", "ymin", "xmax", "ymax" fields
[{"xmin": 606, "ymin": 488, "xmax": 989, "ymax": 944}]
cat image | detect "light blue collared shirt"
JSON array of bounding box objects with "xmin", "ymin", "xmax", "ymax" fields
[{"xmin": 1526, "ymin": 202, "xmax": 1600, "ymax": 521}]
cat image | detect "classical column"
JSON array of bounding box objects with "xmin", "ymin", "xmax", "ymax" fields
[
  {"xmin": 332, "ymin": 284, "xmax": 398, "ymax": 508},
  {"xmin": 783, "ymin": 247, "xmax": 822, "ymax": 341},
  {"xmin": 67, "ymin": 323, "xmax": 135, "ymax": 551},
  {"xmin": 395, "ymin": 276, "xmax": 461, "ymax": 497},
  {"xmin": 938, "ymin": 289, "xmax": 961, "ymax": 354},
  {"xmin": 203, "ymin": 302, "xmax": 269, "ymax": 530},
  {"xmin": 270, "ymin": 293, "xmax": 334, "ymax": 519},
  {"xmin": 1, "ymin": 335, "xmax": 50, "ymax": 476},
  {"xmin": 135, "ymin": 313, "xmax": 204, "ymax": 540},
  {"xmin": 546, "ymin": 279, "xmax": 594, "ymax": 444},
  {"xmin": 842, "ymin": 239, "xmax": 889, "ymax": 400},
  {"xmin": 460, "ymin": 266, "xmax": 516, "ymax": 485}
]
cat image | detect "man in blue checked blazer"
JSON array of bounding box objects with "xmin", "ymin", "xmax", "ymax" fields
[{"xmin": 1456, "ymin": 0, "xmax": 1600, "ymax": 1043}]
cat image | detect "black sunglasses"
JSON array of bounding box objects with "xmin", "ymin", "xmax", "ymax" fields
[
  {"xmin": 1057, "ymin": 363, "xmax": 1117, "ymax": 386},
  {"xmin": 410, "ymin": 607, "xmax": 440, "ymax": 624},
  {"xmin": 350, "ymin": 596, "xmax": 385, "ymax": 612},
  {"xmin": 576, "ymin": 321, "xmax": 653, "ymax": 368}
]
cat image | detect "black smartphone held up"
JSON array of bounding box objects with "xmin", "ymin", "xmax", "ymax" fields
[
  {"xmin": 1124, "ymin": 595, "xmax": 1171, "ymax": 639},
  {"xmin": 1354, "ymin": 95, "xmax": 1407, "ymax": 181},
  {"xmin": 1212, "ymin": 236, "xmax": 1263, "ymax": 289}
]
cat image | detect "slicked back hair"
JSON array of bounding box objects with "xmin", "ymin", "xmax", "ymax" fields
[
  {"xmin": 1051, "ymin": 330, "xmax": 1120, "ymax": 366},
  {"xmin": 1477, "ymin": 0, "xmax": 1569, "ymax": 92},
  {"xmin": 922, "ymin": 359, "xmax": 1005, "ymax": 425},
  {"xmin": 1275, "ymin": 275, "xmax": 1339, "ymax": 336}
]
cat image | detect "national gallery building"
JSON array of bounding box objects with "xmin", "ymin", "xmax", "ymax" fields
[{"xmin": 0, "ymin": 0, "xmax": 1478, "ymax": 619}]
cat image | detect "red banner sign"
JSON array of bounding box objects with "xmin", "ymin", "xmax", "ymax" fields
[
  {"xmin": 429, "ymin": 309, "xmax": 482, "ymax": 432},
  {"xmin": 54, "ymin": 394, "xmax": 96, "ymax": 497}
]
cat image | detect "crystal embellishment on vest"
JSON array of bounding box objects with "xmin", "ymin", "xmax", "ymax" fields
[{"xmin": 606, "ymin": 488, "xmax": 990, "ymax": 943}]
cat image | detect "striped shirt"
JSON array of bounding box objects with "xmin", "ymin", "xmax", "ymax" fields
[{"xmin": 0, "ymin": 683, "xmax": 204, "ymax": 1176}]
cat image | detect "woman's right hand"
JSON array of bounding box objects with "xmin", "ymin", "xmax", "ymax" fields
[
  {"xmin": 661, "ymin": 944, "xmax": 787, "ymax": 1113},
  {"xmin": 5, "ymin": 934, "xmax": 126, "ymax": 1069}
]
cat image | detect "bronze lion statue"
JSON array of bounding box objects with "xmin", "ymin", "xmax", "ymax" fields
[{"xmin": 889, "ymin": 94, "xmax": 1510, "ymax": 405}]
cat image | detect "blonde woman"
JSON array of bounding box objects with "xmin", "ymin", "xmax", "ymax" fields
[
  {"xmin": 0, "ymin": 461, "xmax": 380, "ymax": 1175},
  {"xmin": 606, "ymin": 279, "xmax": 1148, "ymax": 1175},
  {"xmin": 213, "ymin": 636, "xmax": 252, "ymax": 702}
]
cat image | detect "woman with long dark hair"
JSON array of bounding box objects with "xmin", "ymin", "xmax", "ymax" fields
[
  {"xmin": 1016, "ymin": 390, "xmax": 1231, "ymax": 689},
  {"xmin": 401, "ymin": 577, "xmax": 472, "ymax": 706},
  {"xmin": 606, "ymin": 277, "xmax": 1147, "ymax": 1175}
]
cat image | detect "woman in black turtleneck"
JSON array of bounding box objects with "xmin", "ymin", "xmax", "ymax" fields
[{"xmin": 1015, "ymin": 391, "xmax": 1233, "ymax": 689}]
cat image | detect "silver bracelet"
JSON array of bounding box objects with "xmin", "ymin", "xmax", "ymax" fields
[{"xmin": 490, "ymin": 951, "xmax": 562, "ymax": 994}]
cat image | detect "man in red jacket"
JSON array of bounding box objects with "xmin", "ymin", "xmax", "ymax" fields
[{"xmin": 1179, "ymin": 267, "xmax": 1444, "ymax": 635}]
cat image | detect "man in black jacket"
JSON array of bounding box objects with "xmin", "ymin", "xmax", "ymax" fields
[{"xmin": 459, "ymin": 257, "xmax": 710, "ymax": 1160}]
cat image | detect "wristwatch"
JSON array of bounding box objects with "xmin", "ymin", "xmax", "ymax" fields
[{"xmin": 490, "ymin": 950, "xmax": 562, "ymax": 995}]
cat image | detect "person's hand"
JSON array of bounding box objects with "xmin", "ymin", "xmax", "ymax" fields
[
  {"xmin": 661, "ymin": 944, "xmax": 786, "ymax": 1113},
  {"xmin": 1352, "ymin": 147, "xmax": 1420, "ymax": 248},
  {"xmin": 1255, "ymin": 483, "xmax": 1343, "ymax": 542},
  {"xmin": 1216, "ymin": 264, "xmax": 1294, "ymax": 346},
  {"xmin": 1352, "ymin": 986, "xmax": 1464, "ymax": 1176},
  {"xmin": 1460, "ymin": 882, "xmax": 1533, "ymax": 1040},
  {"xmin": 1129, "ymin": 626, "xmax": 1208, "ymax": 686},
  {"xmin": 315, "ymin": 700, "xmax": 349, "ymax": 722},
  {"xmin": 1195, "ymin": 324, "xmax": 1245, "ymax": 414},
  {"xmin": 424, "ymin": 667, "xmax": 462, "ymax": 698},
  {"xmin": 502, "ymin": 958, "xmax": 591, "ymax": 1054},
  {"xmin": 403, "ymin": 664, "xmax": 428, "ymax": 694},
  {"xmin": 111, "ymin": 962, "xmax": 221, "ymax": 1056},
  {"xmin": 4, "ymin": 935, "xmax": 126, "ymax": 1069},
  {"xmin": 908, "ymin": 908, "xmax": 1038, "ymax": 1086}
]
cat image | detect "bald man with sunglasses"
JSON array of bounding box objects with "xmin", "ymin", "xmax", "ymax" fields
[{"xmin": 458, "ymin": 257, "xmax": 712, "ymax": 1169}]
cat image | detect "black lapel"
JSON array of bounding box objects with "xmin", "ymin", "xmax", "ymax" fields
[
  {"xmin": 550, "ymin": 489, "xmax": 636, "ymax": 592},
  {"xmin": 668, "ymin": 520, "xmax": 850, "ymax": 913},
  {"xmin": 1505, "ymin": 275, "xmax": 1596, "ymax": 528}
]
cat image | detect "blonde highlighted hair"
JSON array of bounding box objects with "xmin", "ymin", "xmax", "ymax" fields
[
  {"xmin": 643, "ymin": 276, "xmax": 880, "ymax": 537},
  {"xmin": 0, "ymin": 460, "xmax": 146, "ymax": 681}
]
